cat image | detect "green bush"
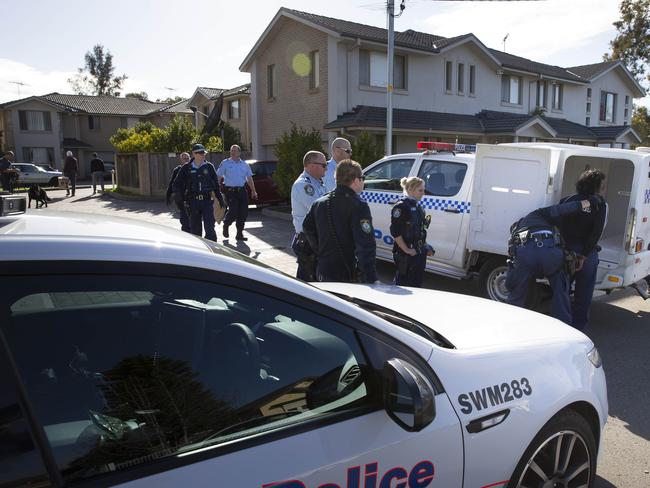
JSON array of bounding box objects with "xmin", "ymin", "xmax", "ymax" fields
[
  {"xmin": 273, "ymin": 123, "xmax": 323, "ymax": 199},
  {"xmin": 351, "ymin": 131, "xmax": 385, "ymax": 168}
]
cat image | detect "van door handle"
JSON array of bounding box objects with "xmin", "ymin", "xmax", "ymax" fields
[{"xmin": 444, "ymin": 208, "xmax": 461, "ymax": 214}]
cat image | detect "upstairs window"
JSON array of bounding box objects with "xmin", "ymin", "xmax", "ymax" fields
[
  {"xmin": 469, "ymin": 65, "xmax": 476, "ymax": 95},
  {"xmin": 536, "ymin": 81, "xmax": 547, "ymax": 108},
  {"xmin": 309, "ymin": 50, "xmax": 320, "ymax": 89},
  {"xmin": 359, "ymin": 50, "xmax": 406, "ymax": 90},
  {"xmin": 587, "ymin": 88, "xmax": 592, "ymax": 99},
  {"xmin": 445, "ymin": 61, "xmax": 453, "ymax": 92},
  {"xmin": 501, "ymin": 75, "xmax": 522, "ymax": 104},
  {"xmin": 267, "ymin": 64, "xmax": 276, "ymax": 99},
  {"xmin": 18, "ymin": 110, "xmax": 52, "ymax": 131},
  {"xmin": 228, "ymin": 100, "xmax": 240, "ymax": 119},
  {"xmin": 552, "ymin": 83, "xmax": 563, "ymax": 110},
  {"xmin": 88, "ymin": 115, "xmax": 101, "ymax": 131},
  {"xmin": 600, "ymin": 91, "xmax": 616, "ymax": 123},
  {"xmin": 457, "ymin": 63, "xmax": 464, "ymax": 94}
]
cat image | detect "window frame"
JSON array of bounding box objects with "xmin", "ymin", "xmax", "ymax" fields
[
  {"xmin": 88, "ymin": 115, "xmax": 101, "ymax": 131},
  {"xmin": 363, "ymin": 158, "xmax": 416, "ymax": 193},
  {"xmin": 599, "ymin": 91, "xmax": 616, "ymax": 123},
  {"xmin": 417, "ymin": 159, "xmax": 468, "ymax": 197},
  {"xmin": 501, "ymin": 74, "xmax": 522, "ymax": 105},
  {"xmin": 267, "ymin": 64, "xmax": 276, "ymax": 100},
  {"xmin": 309, "ymin": 50, "xmax": 320, "ymax": 90},
  {"xmin": 536, "ymin": 80, "xmax": 547, "ymax": 109},
  {"xmin": 358, "ymin": 49, "xmax": 407, "ymax": 90},
  {"xmin": 457, "ymin": 63, "xmax": 464, "ymax": 95},
  {"xmin": 18, "ymin": 110, "xmax": 52, "ymax": 132},
  {"xmin": 551, "ymin": 83, "xmax": 563, "ymax": 111},
  {"xmin": 0, "ymin": 259, "xmax": 441, "ymax": 487},
  {"xmin": 468, "ymin": 65, "xmax": 476, "ymax": 96},
  {"xmin": 228, "ymin": 99, "xmax": 240, "ymax": 120},
  {"xmin": 445, "ymin": 61, "xmax": 453, "ymax": 93}
]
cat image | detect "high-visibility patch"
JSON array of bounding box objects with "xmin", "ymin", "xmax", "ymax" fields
[{"xmin": 361, "ymin": 219, "xmax": 372, "ymax": 234}]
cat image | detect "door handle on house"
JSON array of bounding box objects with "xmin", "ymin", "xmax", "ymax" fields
[{"xmin": 444, "ymin": 208, "xmax": 461, "ymax": 214}]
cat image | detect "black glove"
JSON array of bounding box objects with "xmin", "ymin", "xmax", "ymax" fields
[{"xmin": 173, "ymin": 192, "xmax": 184, "ymax": 207}]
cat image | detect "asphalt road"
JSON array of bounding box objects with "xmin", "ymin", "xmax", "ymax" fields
[{"xmin": 34, "ymin": 186, "xmax": 650, "ymax": 487}]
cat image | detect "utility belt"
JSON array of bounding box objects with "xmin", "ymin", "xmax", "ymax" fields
[
  {"xmin": 508, "ymin": 228, "xmax": 579, "ymax": 277},
  {"xmin": 225, "ymin": 186, "xmax": 245, "ymax": 192},
  {"xmin": 292, "ymin": 232, "xmax": 315, "ymax": 258},
  {"xmin": 190, "ymin": 192, "xmax": 214, "ymax": 201}
]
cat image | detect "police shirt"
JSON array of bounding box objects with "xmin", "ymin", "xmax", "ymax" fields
[
  {"xmin": 515, "ymin": 200, "xmax": 592, "ymax": 234},
  {"xmin": 172, "ymin": 160, "xmax": 223, "ymax": 204},
  {"xmin": 302, "ymin": 185, "xmax": 377, "ymax": 283},
  {"xmin": 558, "ymin": 193, "xmax": 607, "ymax": 256},
  {"xmin": 389, "ymin": 196, "xmax": 427, "ymax": 251},
  {"xmin": 217, "ymin": 158, "xmax": 252, "ymax": 187},
  {"xmin": 323, "ymin": 158, "xmax": 337, "ymax": 193},
  {"xmin": 291, "ymin": 170, "xmax": 326, "ymax": 233}
]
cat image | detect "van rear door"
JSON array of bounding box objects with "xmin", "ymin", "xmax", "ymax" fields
[{"xmin": 468, "ymin": 144, "xmax": 554, "ymax": 255}]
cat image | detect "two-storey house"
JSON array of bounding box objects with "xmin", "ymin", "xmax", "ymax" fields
[{"xmin": 240, "ymin": 8, "xmax": 645, "ymax": 158}]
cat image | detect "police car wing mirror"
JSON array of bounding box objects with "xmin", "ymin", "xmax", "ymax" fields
[{"xmin": 382, "ymin": 358, "xmax": 435, "ymax": 432}]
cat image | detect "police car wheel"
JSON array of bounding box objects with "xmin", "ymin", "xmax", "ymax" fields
[
  {"xmin": 509, "ymin": 409, "xmax": 597, "ymax": 488},
  {"xmin": 478, "ymin": 257, "xmax": 510, "ymax": 302}
]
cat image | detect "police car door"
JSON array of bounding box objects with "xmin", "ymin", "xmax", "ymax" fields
[
  {"xmin": 416, "ymin": 157, "xmax": 470, "ymax": 261},
  {"xmin": 362, "ymin": 157, "xmax": 418, "ymax": 257}
]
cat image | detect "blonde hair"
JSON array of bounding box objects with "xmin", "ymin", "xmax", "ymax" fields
[{"xmin": 401, "ymin": 176, "xmax": 424, "ymax": 195}]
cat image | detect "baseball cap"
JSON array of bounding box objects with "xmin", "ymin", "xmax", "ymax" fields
[{"xmin": 191, "ymin": 143, "xmax": 206, "ymax": 153}]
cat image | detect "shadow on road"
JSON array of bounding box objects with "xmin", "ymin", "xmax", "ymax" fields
[{"xmin": 594, "ymin": 475, "xmax": 618, "ymax": 488}]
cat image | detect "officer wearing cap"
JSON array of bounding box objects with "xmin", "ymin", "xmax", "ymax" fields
[
  {"xmin": 166, "ymin": 152, "xmax": 191, "ymax": 233},
  {"xmin": 172, "ymin": 144, "xmax": 225, "ymax": 241},
  {"xmin": 323, "ymin": 137, "xmax": 352, "ymax": 192},
  {"xmin": 303, "ymin": 159, "xmax": 378, "ymax": 283},
  {"xmin": 291, "ymin": 150, "xmax": 327, "ymax": 281},
  {"xmin": 506, "ymin": 196, "xmax": 602, "ymax": 325},
  {"xmin": 217, "ymin": 144, "xmax": 257, "ymax": 241}
]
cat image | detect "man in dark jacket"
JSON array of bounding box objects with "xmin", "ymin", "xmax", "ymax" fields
[
  {"xmin": 166, "ymin": 152, "xmax": 191, "ymax": 233},
  {"xmin": 558, "ymin": 169, "xmax": 607, "ymax": 331},
  {"xmin": 63, "ymin": 151, "xmax": 78, "ymax": 197},
  {"xmin": 303, "ymin": 159, "xmax": 378, "ymax": 283},
  {"xmin": 0, "ymin": 151, "xmax": 15, "ymax": 192},
  {"xmin": 89, "ymin": 153, "xmax": 105, "ymax": 194}
]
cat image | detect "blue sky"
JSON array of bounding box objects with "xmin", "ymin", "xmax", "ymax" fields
[{"xmin": 1, "ymin": 0, "xmax": 646, "ymax": 107}]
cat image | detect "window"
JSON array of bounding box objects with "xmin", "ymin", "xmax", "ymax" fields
[
  {"xmin": 501, "ymin": 75, "xmax": 522, "ymax": 104},
  {"xmin": 267, "ymin": 64, "xmax": 275, "ymax": 99},
  {"xmin": 625, "ymin": 95, "xmax": 630, "ymax": 106},
  {"xmin": 586, "ymin": 117, "xmax": 591, "ymax": 126},
  {"xmin": 586, "ymin": 102, "xmax": 591, "ymax": 114},
  {"xmin": 364, "ymin": 159, "xmax": 415, "ymax": 192},
  {"xmin": 587, "ymin": 88, "xmax": 592, "ymax": 99},
  {"xmin": 536, "ymin": 81, "xmax": 547, "ymax": 108},
  {"xmin": 418, "ymin": 160, "xmax": 468, "ymax": 197},
  {"xmin": 552, "ymin": 83, "xmax": 563, "ymax": 110},
  {"xmin": 600, "ymin": 91, "xmax": 616, "ymax": 123},
  {"xmin": 445, "ymin": 61, "xmax": 453, "ymax": 92},
  {"xmin": 18, "ymin": 110, "xmax": 52, "ymax": 131},
  {"xmin": 457, "ymin": 63, "xmax": 464, "ymax": 94},
  {"xmin": 88, "ymin": 115, "xmax": 101, "ymax": 130},
  {"xmin": 309, "ymin": 50, "xmax": 320, "ymax": 89},
  {"xmin": 228, "ymin": 100, "xmax": 240, "ymax": 119},
  {"xmin": 624, "ymin": 108, "xmax": 629, "ymax": 119},
  {"xmin": 359, "ymin": 50, "xmax": 406, "ymax": 89},
  {"xmin": 22, "ymin": 147, "xmax": 54, "ymax": 163},
  {"xmin": 469, "ymin": 65, "xmax": 476, "ymax": 95},
  {"xmin": 1, "ymin": 273, "xmax": 372, "ymax": 484}
]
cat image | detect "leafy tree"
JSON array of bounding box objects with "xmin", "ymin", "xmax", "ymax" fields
[
  {"xmin": 632, "ymin": 105, "xmax": 650, "ymax": 145},
  {"xmin": 164, "ymin": 115, "xmax": 198, "ymax": 153},
  {"xmin": 273, "ymin": 123, "xmax": 323, "ymax": 198},
  {"xmin": 350, "ymin": 131, "xmax": 384, "ymax": 168},
  {"xmin": 156, "ymin": 95, "xmax": 186, "ymax": 104},
  {"xmin": 221, "ymin": 122, "xmax": 243, "ymax": 150},
  {"xmin": 68, "ymin": 44, "xmax": 128, "ymax": 96},
  {"xmin": 603, "ymin": 0, "xmax": 650, "ymax": 84},
  {"xmin": 125, "ymin": 91, "xmax": 150, "ymax": 101}
]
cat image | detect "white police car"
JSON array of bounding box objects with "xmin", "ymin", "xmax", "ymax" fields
[{"xmin": 0, "ymin": 210, "xmax": 607, "ymax": 488}]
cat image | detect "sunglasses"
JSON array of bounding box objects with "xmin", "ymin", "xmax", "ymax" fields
[
  {"xmin": 311, "ymin": 162, "xmax": 328, "ymax": 168},
  {"xmin": 357, "ymin": 175, "xmax": 366, "ymax": 181},
  {"xmin": 193, "ymin": 151, "xmax": 206, "ymax": 155},
  {"xmin": 336, "ymin": 146, "xmax": 352, "ymax": 155}
]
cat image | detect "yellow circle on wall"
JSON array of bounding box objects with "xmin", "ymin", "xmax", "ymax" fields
[{"xmin": 292, "ymin": 53, "xmax": 311, "ymax": 77}]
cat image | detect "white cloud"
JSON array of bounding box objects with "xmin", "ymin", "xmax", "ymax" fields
[{"xmin": 0, "ymin": 59, "xmax": 74, "ymax": 103}]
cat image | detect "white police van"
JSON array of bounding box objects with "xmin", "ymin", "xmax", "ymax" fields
[
  {"xmin": 362, "ymin": 142, "xmax": 650, "ymax": 302},
  {"xmin": 0, "ymin": 209, "xmax": 606, "ymax": 487}
]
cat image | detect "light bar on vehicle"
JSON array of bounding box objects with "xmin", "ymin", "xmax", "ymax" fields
[{"xmin": 417, "ymin": 141, "xmax": 476, "ymax": 153}]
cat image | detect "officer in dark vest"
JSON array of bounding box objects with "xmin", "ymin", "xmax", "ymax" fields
[
  {"xmin": 303, "ymin": 159, "xmax": 378, "ymax": 283},
  {"xmin": 172, "ymin": 144, "xmax": 225, "ymax": 241},
  {"xmin": 390, "ymin": 176, "xmax": 434, "ymax": 287},
  {"xmin": 506, "ymin": 196, "xmax": 603, "ymax": 325},
  {"xmin": 166, "ymin": 152, "xmax": 191, "ymax": 233}
]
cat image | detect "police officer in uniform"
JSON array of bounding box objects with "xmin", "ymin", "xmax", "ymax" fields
[
  {"xmin": 166, "ymin": 152, "xmax": 191, "ymax": 233},
  {"xmin": 217, "ymin": 144, "xmax": 257, "ymax": 241},
  {"xmin": 323, "ymin": 137, "xmax": 352, "ymax": 192},
  {"xmin": 558, "ymin": 169, "xmax": 607, "ymax": 331},
  {"xmin": 506, "ymin": 196, "xmax": 602, "ymax": 325},
  {"xmin": 390, "ymin": 176, "xmax": 433, "ymax": 287},
  {"xmin": 172, "ymin": 144, "xmax": 225, "ymax": 242},
  {"xmin": 0, "ymin": 151, "xmax": 15, "ymax": 192},
  {"xmin": 291, "ymin": 150, "xmax": 327, "ymax": 281},
  {"xmin": 303, "ymin": 160, "xmax": 378, "ymax": 283}
]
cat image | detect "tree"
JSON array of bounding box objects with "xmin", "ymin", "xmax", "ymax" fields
[
  {"xmin": 273, "ymin": 124, "xmax": 323, "ymax": 198},
  {"xmin": 221, "ymin": 122, "xmax": 243, "ymax": 150},
  {"xmin": 632, "ymin": 105, "xmax": 650, "ymax": 145},
  {"xmin": 156, "ymin": 95, "xmax": 186, "ymax": 105},
  {"xmin": 350, "ymin": 131, "xmax": 384, "ymax": 168},
  {"xmin": 68, "ymin": 44, "xmax": 128, "ymax": 96},
  {"xmin": 603, "ymin": 0, "xmax": 650, "ymax": 84},
  {"xmin": 125, "ymin": 91, "xmax": 149, "ymax": 101}
]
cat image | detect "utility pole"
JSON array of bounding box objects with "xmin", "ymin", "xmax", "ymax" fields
[{"xmin": 386, "ymin": 0, "xmax": 395, "ymax": 156}]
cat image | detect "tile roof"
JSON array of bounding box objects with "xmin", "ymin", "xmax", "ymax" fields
[
  {"xmin": 589, "ymin": 125, "xmax": 633, "ymax": 139},
  {"xmin": 566, "ymin": 60, "xmax": 620, "ymax": 80},
  {"xmin": 157, "ymin": 99, "xmax": 193, "ymax": 114},
  {"xmin": 488, "ymin": 50, "xmax": 585, "ymax": 83},
  {"xmin": 223, "ymin": 83, "xmax": 251, "ymax": 97},
  {"xmin": 197, "ymin": 87, "xmax": 227, "ymax": 99},
  {"xmin": 41, "ymin": 93, "xmax": 171, "ymax": 116}
]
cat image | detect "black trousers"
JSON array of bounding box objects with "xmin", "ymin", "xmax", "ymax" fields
[{"xmin": 224, "ymin": 187, "xmax": 248, "ymax": 231}]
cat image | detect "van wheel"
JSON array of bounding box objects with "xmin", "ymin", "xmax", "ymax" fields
[
  {"xmin": 508, "ymin": 410, "xmax": 597, "ymax": 488},
  {"xmin": 478, "ymin": 257, "xmax": 510, "ymax": 302}
]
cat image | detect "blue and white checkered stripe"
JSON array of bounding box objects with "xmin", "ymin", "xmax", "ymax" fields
[
  {"xmin": 644, "ymin": 188, "xmax": 650, "ymax": 205},
  {"xmin": 361, "ymin": 191, "xmax": 471, "ymax": 214}
]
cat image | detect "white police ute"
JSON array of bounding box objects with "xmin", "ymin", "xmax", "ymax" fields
[
  {"xmin": 0, "ymin": 209, "xmax": 607, "ymax": 488},
  {"xmin": 362, "ymin": 142, "xmax": 650, "ymax": 303}
]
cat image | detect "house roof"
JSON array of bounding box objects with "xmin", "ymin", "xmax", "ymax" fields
[
  {"xmin": 488, "ymin": 49, "xmax": 585, "ymax": 83},
  {"xmin": 325, "ymin": 106, "xmax": 638, "ymax": 142},
  {"xmin": 156, "ymin": 99, "xmax": 193, "ymax": 114},
  {"xmin": 566, "ymin": 60, "xmax": 620, "ymax": 80},
  {"xmin": 62, "ymin": 138, "xmax": 91, "ymax": 148}
]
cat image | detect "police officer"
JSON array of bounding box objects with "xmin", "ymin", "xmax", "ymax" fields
[
  {"xmin": 323, "ymin": 137, "xmax": 352, "ymax": 192},
  {"xmin": 166, "ymin": 152, "xmax": 191, "ymax": 233},
  {"xmin": 558, "ymin": 169, "xmax": 607, "ymax": 331},
  {"xmin": 217, "ymin": 144, "xmax": 257, "ymax": 241},
  {"xmin": 506, "ymin": 197, "xmax": 601, "ymax": 325},
  {"xmin": 303, "ymin": 159, "xmax": 378, "ymax": 283},
  {"xmin": 0, "ymin": 151, "xmax": 15, "ymax": 192},
  {"xmin": 291, "ymin": 151, "xmax": 327, "ymax": 281},
  {"xmin": 390, "ymin": 176, "xmax": 433, "ymax": 287},
  {"xmin": 172, "ymin": 144, "xmax": 225, "ymax": 242}
]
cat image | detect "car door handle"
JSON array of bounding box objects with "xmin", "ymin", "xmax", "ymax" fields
[{"xmin": 444, "ymin": 208, "xmax": 461, "ymax": 214}]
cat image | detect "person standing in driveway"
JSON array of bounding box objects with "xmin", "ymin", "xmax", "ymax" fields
[
  {"xmin": 0, "ymin": 151, "xmax": 15, "ymax": 192},
  {"xmin": 323, "ymin": 137, "xmax": 352, "ymax": 192},
  {"xmin": 217, "ymin": 144, "xmax": 258, "ymax": 241},
  {"xmin": 90, "ymin": 153, "xmax": 105, "ymax": 194},
  {"xmin": 166, "ymin": 152, "xmax": 191, "ymax": 233},
  {"xmin": 63, "ymin": 151, "xmax": 78, "ymax": 197}
]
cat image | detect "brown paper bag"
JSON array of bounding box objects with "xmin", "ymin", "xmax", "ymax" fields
[{"xmin": 213, "ymin": 193, "xmax": 226, "ymax": 223}]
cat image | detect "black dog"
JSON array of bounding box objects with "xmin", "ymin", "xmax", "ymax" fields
[{"xmin": 28, "ymin": 184, "xmax": 50, "ymax": 208}]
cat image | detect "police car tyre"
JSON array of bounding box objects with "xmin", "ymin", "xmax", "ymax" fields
[{"xmin": 508, "ymin": 409, "xmax": 597, "ymax": 488}]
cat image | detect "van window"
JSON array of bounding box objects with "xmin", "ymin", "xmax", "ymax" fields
[
  {"xmin": 364, "ymin": 159, "xmax": 414, "ymax": 192},
  {"xmin": 418, "ymin": 160, "xmax": 467, "ymax": 196}
]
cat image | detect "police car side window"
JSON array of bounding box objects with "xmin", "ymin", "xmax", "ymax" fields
[
  {"xmin": 364, "ymin": 159, "xmax": 415, "ymax": 192},
  {"xmin": 418, "ymin": 160, "xmax": 467, "ymax": 197},
  {"xmin": 1, "ymin": 275, "xmax": 372, "ymax": 484}
]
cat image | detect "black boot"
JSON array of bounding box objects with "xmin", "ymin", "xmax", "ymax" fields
[
  {"xmin": 235, "ymin": 231, "xmax": 247, "ymax": 241},
  {"xmin": 223, "ymin": 224, "xmax": 229, "ymax": 238}
]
